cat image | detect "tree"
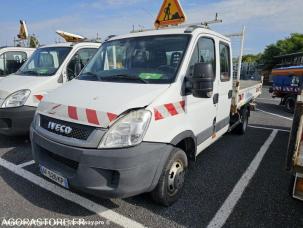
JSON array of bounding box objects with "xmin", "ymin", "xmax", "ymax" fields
[
  {"xmin": 29, "ymin": 35, "xmax": 39, "ymax": 48},
  {"xmin": 259, "ymin": 33, "xmax": 303, "ymax": 69},
  {"xmin": 242, "ymin": 54, "xmax": 262, "ymax": 63}
]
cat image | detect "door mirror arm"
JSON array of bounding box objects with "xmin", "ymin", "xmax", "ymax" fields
[{"xmin": 181, "ymin": 77, "xmax": 193, "ymax": 96}]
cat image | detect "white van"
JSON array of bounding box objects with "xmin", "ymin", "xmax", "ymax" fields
[
  {"xmin": 31, "ymin": 27, "xmax": 262, "ymax": 206},
  {"xmin": 0, "ymin": 42, "xmax": 100, "ymax": 135},
  {"xmin": 0, "ymin": 47, "xmax": 35, "ymax": 77}
]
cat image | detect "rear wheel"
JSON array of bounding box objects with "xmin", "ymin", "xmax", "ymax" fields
[
  {"xmin": 151, "ymin": 148, "xmax": 188, "ymax": 206},
  {"xmin": 234, "ymin": 108, "xmax": 249, "ymax": 135},
  {"xmin": 285, "ymin": 96, "xmax": 296, "ymax": 113}
]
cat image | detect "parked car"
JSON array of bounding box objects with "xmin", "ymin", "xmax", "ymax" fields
[
  {"xmin": 0, "ymin": 47, "xmax": 35, "ymax": 77},
  {"xmin": 0, "ymin": 42, "xmax": 100, "ymax": 135}
]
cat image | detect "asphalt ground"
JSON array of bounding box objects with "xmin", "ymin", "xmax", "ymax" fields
[{"xmin": 0, "ymin": 86, "xmax": 302, "ymax": 228}]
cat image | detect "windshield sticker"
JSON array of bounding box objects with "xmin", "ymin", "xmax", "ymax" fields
[{"xmin": 139, "ymin": 73, "xmax": 163, "ymax": 80}]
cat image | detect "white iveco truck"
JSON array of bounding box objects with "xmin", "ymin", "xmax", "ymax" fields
[
  {"xmin": 0, "ymin": 42, "xmax": 100, "ymax": 135},
  {"xmin": 31, "ymin": 26, "xmax": 262, "ymax": 206},
  {"xmin": 0, "ymin": 47, "xmax": 35, "ymax": 77}
]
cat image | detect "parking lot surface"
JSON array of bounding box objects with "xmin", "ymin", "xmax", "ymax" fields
[{"xmin": 0, "ymin": 86, "xmax": 302, "ymax": 228}]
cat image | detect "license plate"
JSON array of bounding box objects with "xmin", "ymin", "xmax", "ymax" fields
[{"xmin": 40, "ymin": 165, "xmax": 69, "ymax": 188}]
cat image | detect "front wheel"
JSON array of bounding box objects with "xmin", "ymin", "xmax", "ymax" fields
[{"xmin": 151, "ymin": 148, "xmax": 188, "ymax": 206}]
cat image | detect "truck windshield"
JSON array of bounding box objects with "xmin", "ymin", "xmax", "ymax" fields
[
  {"xmin": 78, "ymin": 35, "xmax": 190, "ymax": 84},
  {"xmin": 16, "ymin": 47, "xmax": 71, "ymax": 76}
]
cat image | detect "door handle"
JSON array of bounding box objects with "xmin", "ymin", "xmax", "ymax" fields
[{"xmin": 213, "ymin": 93, "xmax": 219, "ymax": 104}]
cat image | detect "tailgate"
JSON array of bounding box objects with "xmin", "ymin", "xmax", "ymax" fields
[{"xmin": 231, "ymin": 80, "xmax": 262, "ymax": 112}]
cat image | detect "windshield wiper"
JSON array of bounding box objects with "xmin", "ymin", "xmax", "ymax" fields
[
  {"xmin": 79, "ymin": 72, "xmax": 102, "ymax": 81},
  {"xmin": 107, "ymin": 74, "xmax": 148, "ymax": 84}
]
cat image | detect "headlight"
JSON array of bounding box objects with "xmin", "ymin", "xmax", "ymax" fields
[
  {"xmin": 1, "ymin": 90, "xmax": 31, "ymax": 108},
  {"xmin": 99, "ymin": 110, "xmax": 151, "ymax": 148}
]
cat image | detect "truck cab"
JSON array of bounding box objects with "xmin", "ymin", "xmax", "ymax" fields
[
  {"xmin": 0, "ymin": 47, "xmax": 35, "ymax": 77},
  {"xmin": 0, "ymin": 42, "xmax": 100, "ymax": 135},
  {"xmin": 31, "ymin": 26, "xmax": 261, "ymax": 206}
]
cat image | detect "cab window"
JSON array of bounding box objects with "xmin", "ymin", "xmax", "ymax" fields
[
  {"xmin": 219, "ymin": 42, "xmax": 231, "ymax": 82},
  {"xmin": 67, "ymin": 48, "xmax": 97, "ymax": 80},
  {"xmin": 0, "ymin": 51, "xmax": 27, "ymax": 76},
  {"xmin": 187, "ymin": 37, "xmax": 216, "ymax": 78}
]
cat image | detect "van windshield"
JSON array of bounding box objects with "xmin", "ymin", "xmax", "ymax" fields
[
  {"xmin": 78, "ymin": 35, "xmax": 191, "ymax": 84},
  {"xmin": 16, "ymin": 47, "xmax": 71, "ymax": 76}
]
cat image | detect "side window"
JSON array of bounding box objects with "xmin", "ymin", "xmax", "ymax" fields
[
  {"xmin": 186, "ymin": 44, "xmax": 199, "ymax": 78},
  {"xmin": 0, "ymin": 54, "xmax": 4, "ymax": 76},
  {"xmin": 187, "ymin": 37, "xmax": 215, "ymax": 78},
  {"xmin": 0, "ymin": 51, "xmax": 27, "ymax": 75},
  {"xmin": 198, "ymin": 38, "xmax": 216, "ymax": 74},
  {"xmin": 220, "ymin": 42, "xmax": 231, "ymax": 82},
  {"xmin": 67, "ymin": 48, "xmax": 97, "ymax": 80}
]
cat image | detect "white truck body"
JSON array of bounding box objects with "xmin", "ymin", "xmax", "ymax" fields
[
  {"xmin": 0, "ymin": 42, "xmax": 100, "ymax": 135},
  {"xmin": 31, "ymin": 26, "xmax": 262, "ymax": 205},
  {"xmin": 0, "ymin": 47, "xmax": 35, "ymax": 77}
]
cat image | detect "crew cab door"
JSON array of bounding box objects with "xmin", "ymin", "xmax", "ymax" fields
[
  {"xmin": 185, "ymin": 36, "xmax": 219, "ymax": 153},
  {"xmin": 215, "ymin": 41, "xmax": 232, "ymax": 130}
]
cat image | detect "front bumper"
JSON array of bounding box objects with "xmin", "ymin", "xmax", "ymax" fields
[
  {"xmin": 31, "ymin": 127, "xmax": 173, "ymax": 198},
  {"xmin": 0, "ymin": 106, "xmax": 36, "ymax": 135}
]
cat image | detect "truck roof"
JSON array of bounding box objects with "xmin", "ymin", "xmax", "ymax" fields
[
  {"xmin": 109, "ymin": 26, "xmax": 230, "ymax": 42},
  {"xmin": 0, "ymin": 46, "xmax": 36, "ymax": 51},
  {"xmin": 38, "ymin": 42, "xmax": 101, "ymax": 49}
]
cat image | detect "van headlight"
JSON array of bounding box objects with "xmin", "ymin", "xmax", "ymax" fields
[
  {"xmin": 1, "ymin": 90, "xmax": 31, "ymax": 108},
  {"xmin": 99, "ymin": 110, "xmax": 151, "ymax": 148}
]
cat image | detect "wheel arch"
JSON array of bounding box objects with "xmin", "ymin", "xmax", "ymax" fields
[{"xmin": 170, "ymin": 130, "xmax": 197, "ymax": 161}]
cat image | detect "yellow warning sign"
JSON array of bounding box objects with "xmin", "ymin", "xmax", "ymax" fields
[{"xmin": 155, "ymin": 0, "xmax": 186, "ymax": 28}]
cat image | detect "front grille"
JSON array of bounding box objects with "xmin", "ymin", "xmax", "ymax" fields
[
  {"xmin": 40, "ymin": 115, "xmax": 95, "ymax": 140},
  {"xmin": 47, "ymin": 151, "xmax": 79, "ymax": 170}
]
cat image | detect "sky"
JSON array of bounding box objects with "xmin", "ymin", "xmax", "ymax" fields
[{"xmin": 0, "ymin": 0, "xmax": 302, "ymax": 54}]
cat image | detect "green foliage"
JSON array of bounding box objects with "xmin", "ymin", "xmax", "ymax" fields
[
  {"xmin": 242, "ymin": 54, "xmax": 262, "ymax": 63},
  {"xmin": 241, "ymin": 33, "xmax": 303, "ymax": 70},
  {"xmin": 29, "ymin": 35, "xmax": 39, "ymax": 48},
  {"xmin": 259, "ymin": 33, "xmax": 303, "ymax": 69}
]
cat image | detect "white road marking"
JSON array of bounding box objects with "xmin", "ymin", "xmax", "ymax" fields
[
  {"xmin": 207, "ymin": 130, "xmax": 278, "ymax": 228},
  {"xmin": 256, "ymin": 108, "xmax": 293, "ymax": 121},
  {"xmin": 0, "ymin": 157, "xmax": 145, "ymax": 228},
  {"xmin": 17, "ymin": 160, "xmax": 35, "ymax": 168},
  {"xmin": 248, "ymin": 125, "xmax": 290, "ymax": 133}
]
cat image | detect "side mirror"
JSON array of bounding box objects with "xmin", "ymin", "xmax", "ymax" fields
[{"xmin": 191, "ymin": 62, "xmax": 215, "ymax": 98}]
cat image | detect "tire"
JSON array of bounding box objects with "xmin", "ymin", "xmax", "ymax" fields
[
  {"xmin": 234, "ymin": 108, "xmax": 249, "ymax": 135},
  {"xmin": 151, "ymin": 148, "xmax": 188, "ymax": 206},
  {"xmin": 285, "ymin": 96, "xmax": 296, "ymax": 114}
]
